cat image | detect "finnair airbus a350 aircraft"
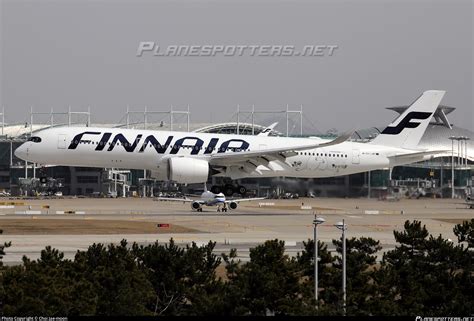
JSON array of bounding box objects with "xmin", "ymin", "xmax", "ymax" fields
[{"xmin": 15, "ymin": 90, "xmax": 446, "ymax": 193}]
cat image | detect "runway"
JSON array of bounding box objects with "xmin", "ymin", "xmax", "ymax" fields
[{"xmin": 1, "ymin": 197, "xmax": 472, "ymax": 264}]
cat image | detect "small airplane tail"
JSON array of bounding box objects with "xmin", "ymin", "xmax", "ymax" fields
[
  {"xmin": 257, "ymin": 122, "xmax": 278, "ymax": 136},
  {"xmin": 370, "ymin": 90, "xmax": 446, "ymax": 149}
]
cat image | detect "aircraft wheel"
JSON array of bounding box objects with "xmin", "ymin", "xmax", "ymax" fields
[
  {"xmin": 223, "ymin": 184, "xmax": 234, "ymax": 197},
  {"xmin": 237, "ymin": 185, "xmax": 247, "ymax": 195},
  {"xmin": 211, "ymin": 185, "xmax": 221, "ymax": 194}
]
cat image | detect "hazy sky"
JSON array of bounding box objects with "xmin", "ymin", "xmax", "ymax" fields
[{"xmin": 1, "ymin": 0, "xmax": 472, "ymax": 134}]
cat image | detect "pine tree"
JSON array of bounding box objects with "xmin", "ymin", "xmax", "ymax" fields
[
  {"xmin": 223, "ymin": 239, "xmax": 311, "ymax": 316},
  {"xmin": 131, "ymin": 238, "xmax": 223, "ymax": 315},
  {"xmin": 0, "ymin": 229, "xmax": 12, "ymax": 315},
  {"xmin": 379, "ymin": 220, "xmax": 474, "ymax": 316}
]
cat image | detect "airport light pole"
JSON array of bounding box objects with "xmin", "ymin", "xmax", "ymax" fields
[
  {"xmin": 465, "ymin": 138, "xmax": 470, "ymax": 167},
  {"xmin": 458, "ymin": 137, "xmax": 462, "ymax": 179},
  {"xmin": 459, "ymin": 136, "xmax": 469, "ymax": 167},
  {"xmin": 1, "ymin": 106, "xmax": 4, "ymax": 136},
  {"xmin": 449, "ymin": 136, "xmax": 469, "ymax": 198},
  {"xmin": 367, "ymin": 170, "xmax": 371, "ymax": 199},
  {"xmin": 458, "ymin": 136, "xmax": 470, "ymax": 188},
  {"xmin": 335, "ymin": 220, "xmax": 347, "ymax": 315},
  {"xmin": 313, "ymin": 215, "xmax": 325, "ymax": 304},
  {"xmin": 449, "ymin": 136, "xmax": 456, "ymax": 199}
]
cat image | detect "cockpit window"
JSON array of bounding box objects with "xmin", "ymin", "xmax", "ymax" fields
[{"xmin": 28, "ymin": 136, "xmax": 42, "ymax": 143}]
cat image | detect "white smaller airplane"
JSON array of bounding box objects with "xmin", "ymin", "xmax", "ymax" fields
[{"xmin": 156, "ymin": 186, "xmax": 265, "ymax": 212}]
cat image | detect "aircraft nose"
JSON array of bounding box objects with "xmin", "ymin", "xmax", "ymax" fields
[{"xmin": 14, "ymin": 143, "xmax": 28, "ymax": 160}]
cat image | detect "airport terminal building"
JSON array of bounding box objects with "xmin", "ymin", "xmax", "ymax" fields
[{"xmin": 0, "ymin": 105, "xmax": 472, "ymax": 198}]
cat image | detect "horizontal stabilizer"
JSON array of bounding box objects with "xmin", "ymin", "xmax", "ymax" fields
[{"xmin": 388, "ymin": 150, "xmax": 449, "ymax": 161}]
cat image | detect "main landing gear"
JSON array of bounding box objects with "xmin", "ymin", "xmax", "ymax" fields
[{"xmin": 211, "ymin": 184, "xmax": 247, "ymax": 197}]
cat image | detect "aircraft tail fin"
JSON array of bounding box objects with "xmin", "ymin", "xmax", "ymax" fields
[
  {"xmin": 257, "ymin": 122, "xmax": 278, "ymax": 136},
  {"xmin": 370, "ymin": 90, "xmax": 445, "ymax": 149}
]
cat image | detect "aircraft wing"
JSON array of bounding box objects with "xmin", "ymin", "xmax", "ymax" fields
[
  {"xmin": 184, "ymin": 193, "xmax": 204, "ymax": 198},
  {"xmin": 225, "ymin": 197, "xmax": 266, "ymax": 203},
  {"xmin": 155, "ymin": 197, "xmax": 197, "ymax": 203},
  {"xmin": 207, "ymin": 131, "xmax": 353, "ymax": 167}
]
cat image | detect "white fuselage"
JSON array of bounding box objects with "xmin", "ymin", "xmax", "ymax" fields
[
  {"xmin": 15, "ymin": 127, "xmax": 426, "ymax": 180},
  {"xmin": 200, "ymin": 191, "xmax": 226, "ymax": 206}
]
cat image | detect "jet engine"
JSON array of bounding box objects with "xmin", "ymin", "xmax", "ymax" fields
[
  {"xmin": 228, "ymin": 201, "xmax": 238, "ymax": 210},
  {"xmin": 167, "ymin": 157, "xmax": 209, "ymax": 184},
  {"xmin": 191, "ymin": 201, "xmax": 202, "ymax": 211}
]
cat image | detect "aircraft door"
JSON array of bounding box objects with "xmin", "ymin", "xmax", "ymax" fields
[
  {"xmin": 58, "ymin": 134, "xmax": 68, "ymax": 149},
  {"xmin": 352, "ymin": 149, "xmax": 360, "ymax": 164}
]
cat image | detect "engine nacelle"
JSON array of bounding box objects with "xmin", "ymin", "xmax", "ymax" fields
[
  {"xmin": 229, "ymin": 201, "xmax": 238, "ymax": 210},
  {"xmin": 167, "ymin": 157, "xmax": 209, "ymax": 184},
  {"xmin": 191, "ymin": 201, "xmax": 202, "ymax": 210}
]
